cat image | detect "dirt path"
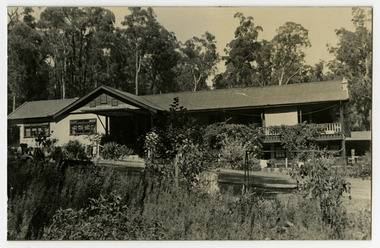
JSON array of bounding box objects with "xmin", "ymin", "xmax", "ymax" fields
[
  {"xmin": 344, "ymin": 178, "xmax": 372, "ymax": 212},
  {"xmin": 217, "ymin": 169, "xmax": 371, "ymax": 212}
]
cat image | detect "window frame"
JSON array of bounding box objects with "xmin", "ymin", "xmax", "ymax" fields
[
  {"xmin": 24, "ymin": 123, "xmax": 50, "ymax": 138},
  {"xmin": 70, "ymin": 119, "xmax": 97, "ymax": 136}
]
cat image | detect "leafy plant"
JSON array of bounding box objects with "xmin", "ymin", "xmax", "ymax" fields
[
  {"xmin": 101, "ymin": 142, "xmax": 134, "ymax": 160},
  {"xmin": 63, "ymin": 140, "xmax": 88, "ymax": 161},
  {"xmin": 219, "ymin": 138, "xmax": 249, "ymax": 169},
  {"xmin": 269, "ymin": 122, "xmax": 324, "ymax": 161},
  {"xmin": 293, "ymin": 157, "xmax": 351, "ymax": 238}
]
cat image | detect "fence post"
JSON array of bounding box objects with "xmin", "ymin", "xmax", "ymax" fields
[{"xmin": 285, "ymin": 157, "xmax": 288, "ymax": 169}]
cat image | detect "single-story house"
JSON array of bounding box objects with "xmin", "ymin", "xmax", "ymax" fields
[{"xmin": 8, "ymin": 80, "xmax": 356, "ymax": 161}]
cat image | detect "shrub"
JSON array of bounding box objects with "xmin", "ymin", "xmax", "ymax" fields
[
  {"xmin": 177, "ymin": 141, "xmax": 207, "ymax": 189},
  {"xmin": 347, "ymin": 151, "xmax": 371, "ymax": 179},
  {"xmin": 204, "ymin": 123, "xmax": 262, "ymax": 152},
  {"xmin": 101, "ymin": 142, "xmax": 134, "ymax": 160},
  {"xmin": 293, "ymin": 157, "xmax": 351, "ymax": 238},
  {"xmin": 43, "ymin": 192, "xmax": 164, "ymax": 240},
  {"xmin": 269, "ymin": 122, "xmax": 324, "ymax": 161},
  {"xmin": 219, "ymin": 138, "xmax": 249, "ymax": 169},
  {"xmin": 63, "ymin": 140, "xmax": 88, "ymax": 160},
  {"xmin": 203, "ymin": 123, "xmax": 262, "ymax": 169}
]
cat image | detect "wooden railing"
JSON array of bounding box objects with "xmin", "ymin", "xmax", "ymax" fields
[{"xmin": 264, "ymin": 123, "xmax": 342, "ymax": 136}]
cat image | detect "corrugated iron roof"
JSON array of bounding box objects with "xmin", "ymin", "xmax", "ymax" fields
[
  {"xmin": 141, "ymin": 81, "xmax": 349, "ymax": 111},
  {"xmin": 7, "ymin": 81, "xmax": 349, "ymax": 120},
  {"xmin": 8, "ymin": 98, "xmax": 78, "ymax": 120}
]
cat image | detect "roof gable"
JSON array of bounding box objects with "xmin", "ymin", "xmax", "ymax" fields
[{"xmin": 53, "ymin": 85, "xmax": 159, "ymax": 118}]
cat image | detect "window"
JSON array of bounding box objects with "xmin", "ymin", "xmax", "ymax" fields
[
  {"xmin": 24, "ymin": 123, "xmax": 50, "ymax": 138},
  {"xmin": 275, "ymin": 147, "xmax": 286, "ymax": 158},
  {"xmin": 70, "ymin": 119, "xmax": 96, "ymax": 135}
]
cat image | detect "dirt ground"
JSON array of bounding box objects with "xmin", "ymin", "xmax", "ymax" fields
[{"xmin": 343, "ymin": 178, "xmax": 372, "ymax": 212}]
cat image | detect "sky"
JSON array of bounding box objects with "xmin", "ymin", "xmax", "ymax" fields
[{"xmin": 106, "ymin": 7, "xmax": 359, "ymax": 69}]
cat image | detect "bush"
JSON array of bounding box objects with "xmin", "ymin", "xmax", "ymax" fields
[
  {"xmin": 203, "ymin": 123, "xmax": 262, "ymax": 170},
  {"xmin": 203, "ymin": 123, "xmax": 262, "ymax": 152},
  {"xmin": 219, "ymin": 139, "xmax": 249, "ymax": 169},
  {"xmin": 101, "ymin": 142, "xmax": 134, "ymax": 160},
  {"xmin": 293, "ymin": 157, "xmax": 351, "ymax": 238},
  {"xmin": 348, "ymin": 151, "xmax": 372, "ymax": 179},
  {"xmin": 63, "ymin": 140, "xmax": 88, "ymax": 160}
]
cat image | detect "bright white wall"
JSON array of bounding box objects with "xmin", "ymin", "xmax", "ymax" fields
[{"xmin": 18, "ymin": 113, "xmax": 106, "ymax": 147}]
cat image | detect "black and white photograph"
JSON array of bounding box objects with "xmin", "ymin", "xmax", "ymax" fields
[{"xmin": 2, "ymin": 1, "xmax": 377, "ymax": 246}]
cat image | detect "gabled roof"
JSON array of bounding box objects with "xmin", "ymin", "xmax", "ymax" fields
[
  {"xmin": 8, "ymin": 98, "xmax": 78, "ymax": 120},
  {"xmin": 141, "ymin": 80, "xmax": 349, "ymax": 111},
  {"xmin": 8, "ymin": 80, "xmax": 349, "ymax": 121}
]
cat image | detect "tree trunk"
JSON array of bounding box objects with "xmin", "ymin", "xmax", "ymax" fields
[
  {"xmin": 135, "ymin": 49, "xmax": 142, "ymax": 96},
  {"xmin": 12, "ymin": 94, "xmax": 16, "ymax": 112},
  {"xmin": 278, "ymin": 68, "xmax": 285, "ymax": 85},
  {"xmin": 62, "ymin": 53, "xmax": 66, "ymax": 99}
]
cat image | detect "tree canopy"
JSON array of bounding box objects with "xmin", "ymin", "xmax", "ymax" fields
[
  {"xmin": 8, "ymin": 7, "xmax": 372, "ymax": 133},
  {"xmin": 328, "ymin": 7, "xmax": 372, "ymax": 131}
]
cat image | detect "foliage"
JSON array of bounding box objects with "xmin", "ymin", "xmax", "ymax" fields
[
  {"xmin": 144, "ymin": 98, "xmax": 207, "ymax": 187},
  {"xmin": 213, "ymin": 12, "xmax": 263, "ymax": 89},
  {"xmin": 328, "ymin": 7, "xmax": 372, "ymax": 131},
  {"xmin": 121, "ymin": 7, "xmax": 180, "ymax": 95},
  {"xmin": 151, "ymin": 97, "xmax": 202, "ymax": 159},
  {"xmin": 177, "ymin": 32, "xmax": 220, "ymax": 91},
  {"xmin": 101, "ymin": 142, "xmax": 134, "ymax": 160},
  {"xmin": 39, "ymin": 7, "xmax": 116, "ymax": 98},
  {"xmin": 44, "ymin": 192, "xmax": 166, "ymax": 240},
  {"xmin": 177, "ymin": 141, "xmax": 207, "ymax": 189},
  {"xmin": 219, "ymin": 139, "xmax": 249, "ymax": 169},
  {"xmin": 203, "ymin": 123, "xmax": 262, "ymax": 170},
  {"xmin": 7, "ymin": 158, "xmax": 100, "ymax": 240},
  {"xmin": 293, "ymin": 157, "xmax": 351, "ymax": 238},
  {"xmin": 63, "ymin": 140, "xmax": 89, "ymax": 161},
  {"xmin": 270, "ymin": 22, "xmax": 311, "ymax": 85},
  {"xmin": 269, "ymin": 122, "xmax": 325, "ymax": 161},
  {"xmin": 8, "ymin": 7, "xmax": 50, "ymax": 114},
  {"xmin": 144, "ymin": 131, "xmax": 159, "ymax": 154},
  {"xmin": 203, "ymin": 123, "xmax": 262, "ymax": 151},
  {"xmin": 8, "ymin": 152, "xmax": 370, "ymax": 240},
  {"xmin": 35, "ymin": 131, "xmax": 58, "ymax": 148},
  {"xmin": 346, "ymin": 151, "xmax": 372, "ymax": 179},
  {"xmin": 42, "ymin": 177, "xmax": 368, "ymax": 240}
]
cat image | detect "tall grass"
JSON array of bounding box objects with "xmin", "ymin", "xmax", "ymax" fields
[{"xmin": 8, "ymin": 157, "xmax": 371, "ymax": 240}]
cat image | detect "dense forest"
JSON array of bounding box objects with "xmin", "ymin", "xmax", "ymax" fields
[{"xmin": 7, "ymin": 7, "xmax": 372, "ymax": 131}]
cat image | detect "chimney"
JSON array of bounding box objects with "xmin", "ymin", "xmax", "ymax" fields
[{"xmin": 342, "ymin": 77, "xmax": 348, "ymax": 91}]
